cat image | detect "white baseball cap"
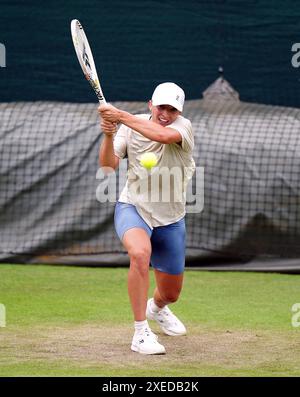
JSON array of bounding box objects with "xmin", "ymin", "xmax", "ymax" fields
[{"xmin": 151, "ymin": 82, "xmax": 185, "ymax": 112}]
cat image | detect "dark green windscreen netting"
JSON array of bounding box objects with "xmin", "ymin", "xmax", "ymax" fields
[{"xmin": 0, "ymin": 0, "xmax": 299, "ymax": 107}]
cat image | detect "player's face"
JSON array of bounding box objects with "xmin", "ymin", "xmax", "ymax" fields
[{"xmin": 149, "ymin": 101, "xmax": 180, "ymax": 127}]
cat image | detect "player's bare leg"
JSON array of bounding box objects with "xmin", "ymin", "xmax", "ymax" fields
[
  {"xmin": 122, "ymin": 228, "xmax": 166, "ymax": 354},
  {"xmin": 153, "ymin": 269, "xmax": 184, "ymax": 307},
  {"xmin": 122, "ymin": 228, "xmax": 151, "ymax": 321}
]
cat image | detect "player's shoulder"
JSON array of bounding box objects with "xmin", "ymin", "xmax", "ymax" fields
[
  {"xmin": 172, "ymin": 115, "xmax": 192, "ymax": 131},
  {"xmin": 176, "ymin": 114, "xmax": 192, "ymax": 125}
]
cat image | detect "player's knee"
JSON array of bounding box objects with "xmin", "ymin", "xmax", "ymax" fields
[
  {"xmin": 129, "ymin": 248, "xmax": 150, "ymax": 278},
  {"xmin": 129, "ymin": 247, "xmax": 151, "ymax": 267},
  {"xmin": 160, "ymin": 290, "xmax": 180, "ymax": 304}
]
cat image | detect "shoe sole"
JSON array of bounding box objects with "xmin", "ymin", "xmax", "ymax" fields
[{"xmin": 131, "ymin": 344, "xmax": 166, "ymax": 355}]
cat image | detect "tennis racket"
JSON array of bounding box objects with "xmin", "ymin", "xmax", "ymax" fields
[{"xmin": 71, "ymin": 19, "xmax": 106, "ymax": 105}]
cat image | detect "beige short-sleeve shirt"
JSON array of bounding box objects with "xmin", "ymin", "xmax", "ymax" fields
[{"xmin": 113, "ymin": 114, "xmax": 195, "ymax": 228}]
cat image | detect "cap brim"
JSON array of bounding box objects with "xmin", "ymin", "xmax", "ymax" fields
[{"xmin": 152, "ymin": 98, "xmax": 183, "ymax": 112}]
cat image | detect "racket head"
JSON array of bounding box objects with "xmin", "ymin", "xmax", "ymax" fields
[{"xmin": 71, "ymin": 19, "xmax": 106, "ymax": 104}]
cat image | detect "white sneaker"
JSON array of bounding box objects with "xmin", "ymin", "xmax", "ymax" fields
[
  {"xmin": 131, "ymin": 327, "xmax": 166, "ymax": 355},
  {"xmin": 146, "ymin": 298, "xmax": 187, "ymax": 336}
]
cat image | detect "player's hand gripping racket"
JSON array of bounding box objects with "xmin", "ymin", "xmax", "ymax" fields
[{"xmin": 71, "ymin": 19, "xmax": 106, "ymax": 105}]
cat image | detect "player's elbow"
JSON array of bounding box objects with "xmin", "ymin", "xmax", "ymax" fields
[
  {"xmin": 99, "ymin": 163, "xmax": 117, "ymax": 175},
  {"xmin": 98, "ymin": 156, "xmax": 120, "ymax": 173}
]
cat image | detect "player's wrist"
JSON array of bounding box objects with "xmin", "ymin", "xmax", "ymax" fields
[
  {"xmin": 117, "ymin": 110, "xmax": 129, "ymax": 124},
  {"xmin": 103, "ymin": 132, "xmax": 114, "ymax": 138}
]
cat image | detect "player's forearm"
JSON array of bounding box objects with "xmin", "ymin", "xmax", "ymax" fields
[
  {"xmin": 99, "ymin": 135, "xmax": 116, "ymax": 169},
  {"xmin": 117, "ymin": 110, "xmax": 173, "ymax": 144}
]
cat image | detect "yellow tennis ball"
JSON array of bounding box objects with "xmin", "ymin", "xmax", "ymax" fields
[{"xmin": 140, "ymin": 152, "xmax": 158, "ymax": 169}]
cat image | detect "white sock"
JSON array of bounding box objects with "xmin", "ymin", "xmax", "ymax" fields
[
  {"xmin": 134, "ymin": 320, "xmax": 149, "ymax": 333},
  {"xmin": 150, "ymin": 298, "xmax": 162, "ymax": 313}
]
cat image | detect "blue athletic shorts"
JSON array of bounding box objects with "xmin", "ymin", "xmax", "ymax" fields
[{"xmin": 114, "ymin": 201, "xmax": 186, "ymax": 275}]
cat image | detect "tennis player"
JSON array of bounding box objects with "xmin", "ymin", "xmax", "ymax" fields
[{"xmin": 98, "ymin": 82, "xmax": 195, "ymax": 355}]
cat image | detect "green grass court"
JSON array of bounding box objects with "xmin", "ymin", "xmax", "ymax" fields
[{"xmin": 0, "ymin": 264, "xmax": 299, "ymax": 377}]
